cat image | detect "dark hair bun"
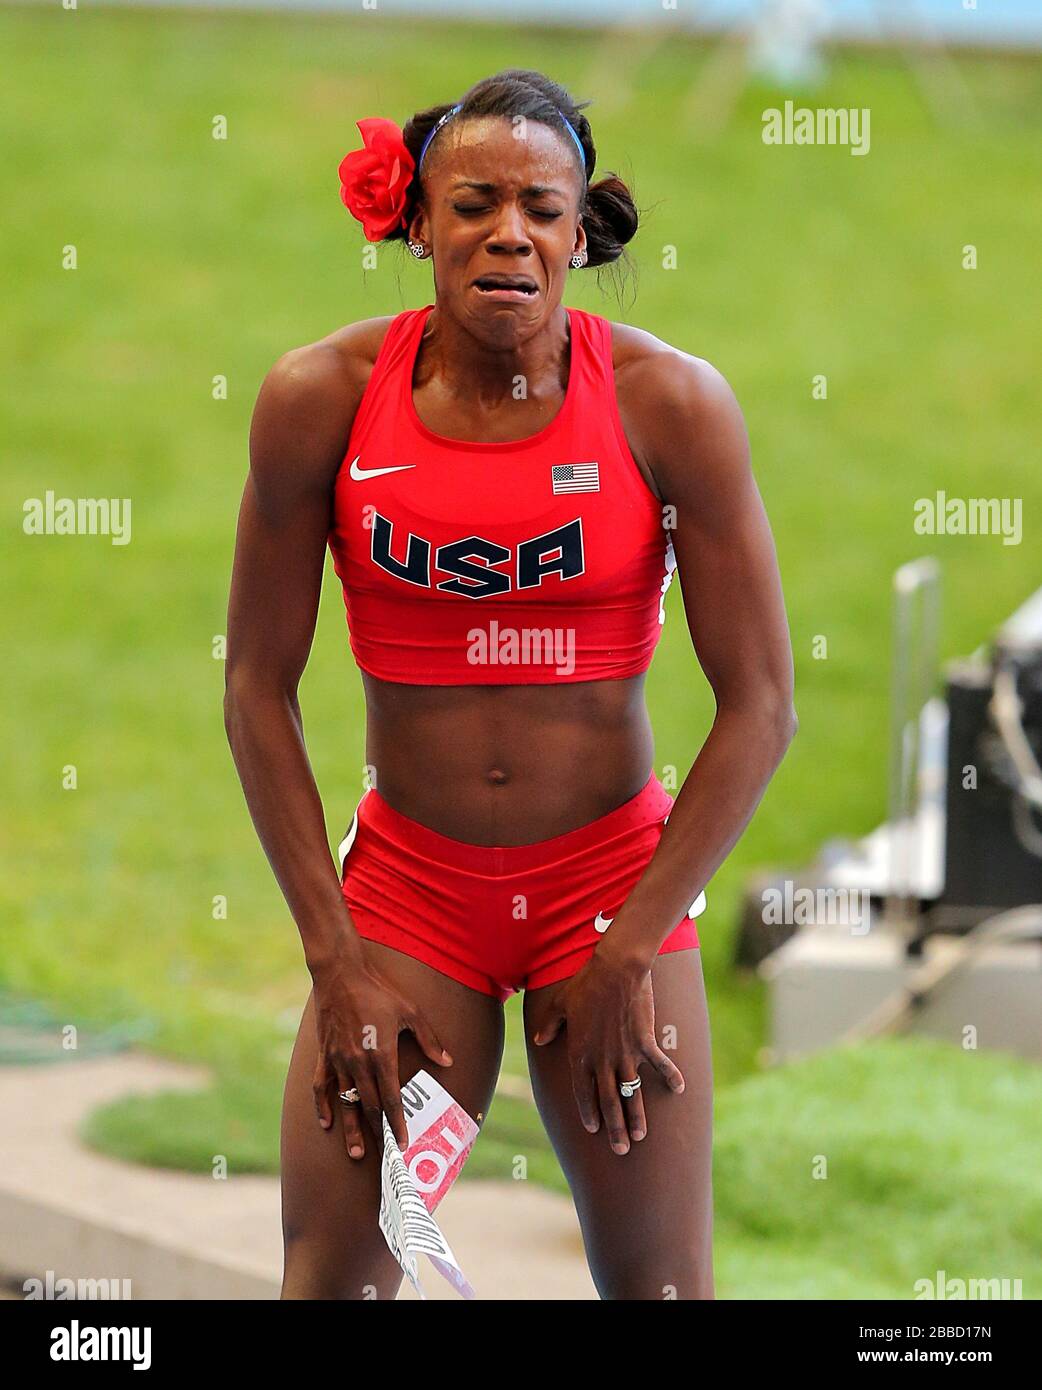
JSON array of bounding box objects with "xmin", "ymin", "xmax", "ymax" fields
[{"xmin": 581, "ymin": 172, "xmax": 639, "ymax": 269}]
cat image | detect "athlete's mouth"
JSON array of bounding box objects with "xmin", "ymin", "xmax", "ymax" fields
[{"xmin": 472, "ymin": 275, "xmax": 539, "ymax": 300}]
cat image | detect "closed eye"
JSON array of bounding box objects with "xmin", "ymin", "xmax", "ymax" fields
[{"xmin": 454, "ymin": 206, "xmax": 562, "ymax": 220}]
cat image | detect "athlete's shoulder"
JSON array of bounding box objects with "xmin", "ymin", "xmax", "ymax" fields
[
  {"xmin": 606, "ymin": 318, "xmax": 740, "ymax": 422},
  {"xmin": 259, "ymin": 314, "xmax": 398, "ymax": 419},
  {"xmin": 605, "ymin": 319, "xmax": 749, "ymax": 499},
  {"xmin": 249, "ymin": 315, "xmax": 401, "ymax": 493}
]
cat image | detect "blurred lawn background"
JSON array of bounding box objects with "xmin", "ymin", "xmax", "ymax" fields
[{"xmin": 3, "ymin": 5, "xmax": 1042, "ymax": 1296}]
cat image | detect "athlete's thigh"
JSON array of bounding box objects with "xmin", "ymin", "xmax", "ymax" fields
[
  {"xmin": 280, "ymin": 939, "xmax": 505, "ymax": 1300},
  {"xmin": 523, "ymin": 947, "xmax": 714, "ymax": 1300}
]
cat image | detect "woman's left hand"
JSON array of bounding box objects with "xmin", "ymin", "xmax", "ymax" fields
[{"xmin": 530, "ymin": 950, "xmax": 685, "ymax": 1154}]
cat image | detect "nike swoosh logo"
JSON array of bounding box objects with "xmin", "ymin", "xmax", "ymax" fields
[
  {"xmin": 349, "ymin": 456, "xmax": 416, "ymax": 481},
  {"xmin": 594, "ymin": 894, "xmax": 704, "ymax": 933},
  {"xmin": 662, "ymin": 810, "xmax": 707, "ymax": 918},
  {"xmin": 336, "ymin": 808, "xmax": 360, "ymax": 874}
]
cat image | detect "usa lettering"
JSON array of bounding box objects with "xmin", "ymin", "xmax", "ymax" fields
[{"xmin": 371, "ymin": 513, "xmax": 584, "ymax": 598}]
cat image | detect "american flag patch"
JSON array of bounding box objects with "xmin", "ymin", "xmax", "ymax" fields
[{"xmin": 551, "ymin": 462, "xmax": 600, "ymax": 495}]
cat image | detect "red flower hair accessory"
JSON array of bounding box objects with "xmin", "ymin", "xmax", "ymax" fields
[{"xmin": 337, "ymin": 118, "xmax": 416, "ymax": 242}]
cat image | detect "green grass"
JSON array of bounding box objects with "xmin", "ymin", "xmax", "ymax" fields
[
  {"xmin": 3, "ymin": 5, "xmax": 1042, "ymax": 1291},
  {"xmin": 715, "ymin": 1039, "xmax": 1042, "ymax": 1299},
  {"xmin": 80, "ymin": 1034, "xmax": 1042, "ymax": 1299}
]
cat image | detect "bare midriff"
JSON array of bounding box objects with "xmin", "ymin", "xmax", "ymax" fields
[{"xmin": 360, "ymin": 671, "xmax": 655, "ymax": 846}]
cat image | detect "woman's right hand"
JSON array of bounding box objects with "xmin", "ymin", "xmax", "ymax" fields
[{"xmin": 310, "ymin": 952, "xmax": 452, "ymax": 1161}]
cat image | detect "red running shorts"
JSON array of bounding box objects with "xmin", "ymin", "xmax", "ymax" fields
[{"xmin": 336, "ymin": 772, "xmax": 703, "ymax": 1003}]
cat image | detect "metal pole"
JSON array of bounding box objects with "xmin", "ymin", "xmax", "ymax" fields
[{"xmin": 886, "ymin": 558, "xmax": 941, "ymax": 940}]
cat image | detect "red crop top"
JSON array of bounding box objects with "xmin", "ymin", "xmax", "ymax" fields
[{"xmin": 327, "ymin": 303, "xmax": 677, "ymax": 685}]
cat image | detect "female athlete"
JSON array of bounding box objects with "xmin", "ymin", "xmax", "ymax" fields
[{"xmin": 224, "ymin": 68, "xmax": 796, "ymax": 1301}]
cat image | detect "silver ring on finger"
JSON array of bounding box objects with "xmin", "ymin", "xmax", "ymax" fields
[
  {"xmin": 338, "ymin": 1087, "xmax": 361, "ymax": 1106},
  {"xmin": 619, "ymin": 1077, "xmax": 641, "ymax": 1099}
]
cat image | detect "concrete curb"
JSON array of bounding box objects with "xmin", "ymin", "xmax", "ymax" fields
[{"xmin": 0, "ymin": 1053, "xmax": 596, "ymax": 1301}]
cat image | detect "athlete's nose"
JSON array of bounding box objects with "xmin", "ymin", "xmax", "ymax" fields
[{"xmin": 485, "ymin": 199, "xmax": 535, "ymax": 255}]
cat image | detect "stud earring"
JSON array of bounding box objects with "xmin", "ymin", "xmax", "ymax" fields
[
  {"xmin": 408, "ymin": 241, "xmax": 426, "ymax": 259},
  {"xmin": 570, "ymin": 252, "xmax": 586, "ymax": 269}
]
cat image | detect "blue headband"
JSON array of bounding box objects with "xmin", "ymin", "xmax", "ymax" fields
[{"xmin": 417, "ymin": 103, "xmax": 587, "ymax": 175}]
